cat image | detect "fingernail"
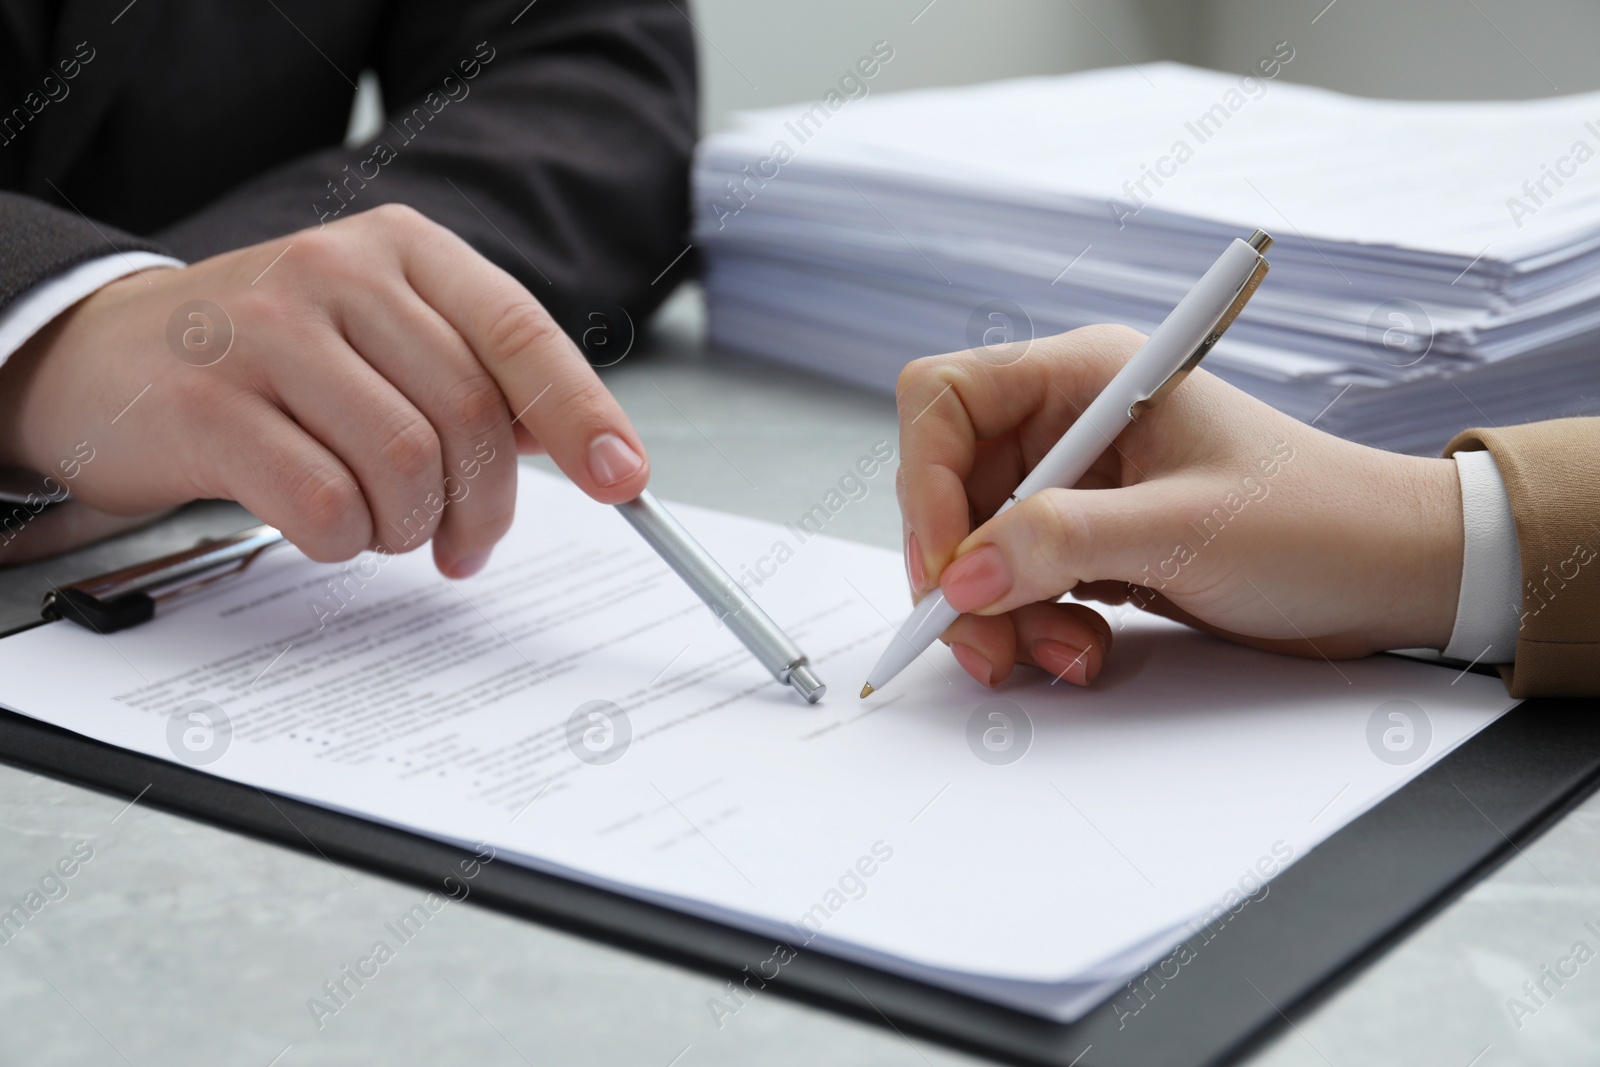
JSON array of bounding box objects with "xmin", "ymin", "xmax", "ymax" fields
[
  {"xmin": 588, "ymin": 432, "xmax": 643, "ymax": 488},
  {"xmin": 907, "ymin": 530, "xmax": 928, "ymax": 593},
  {"xmin": 951, "ymin": 642, "xmax": 994, "ymax": 687},
  {"xmin": 453, "ymin": 550, "xmax": 492, "ymax": 579},
  {"xmin": 940, "ymin": 544, "xmax": 1011, "ymax": 612},
  {"xmin": 1033, "ymin": 639, "xmax": 1100, "ymax": 686}
]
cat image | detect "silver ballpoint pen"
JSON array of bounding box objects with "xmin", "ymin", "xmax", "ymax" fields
[{"xmin": 614, "ymin": 491, "xmax": 826, "ymax": 703}]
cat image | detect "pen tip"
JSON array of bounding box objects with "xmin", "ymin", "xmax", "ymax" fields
[{"xmin": 859, "ymin": 683, "xmax": 874, "ymax": 699}]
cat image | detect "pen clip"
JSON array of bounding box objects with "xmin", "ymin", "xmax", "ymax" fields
[
  {"xmin": 1129, "ymin": 237, "xmax": 1272, "ymax": 421},
  {"xmin": 42, "ymin": 524, "xmax": 287, "ymax": 633}
]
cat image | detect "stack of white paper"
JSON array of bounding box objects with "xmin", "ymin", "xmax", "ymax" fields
[{"xmin": 695, "ymin": 63, "xmax": 1600, "ymax": 454}]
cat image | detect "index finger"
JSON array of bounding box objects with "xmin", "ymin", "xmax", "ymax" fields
[
  {"xmin": 396, "ymin": 208, "xmax": 649, "ymax": 505},
  {"xmin": 896, "ymin": 324, "xmax": 1143, "ymax": 588}
]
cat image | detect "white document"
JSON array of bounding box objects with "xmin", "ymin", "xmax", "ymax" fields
[{"xmin": 0, "ymin": 468, "xmax": 1517, "ymax": 1019}]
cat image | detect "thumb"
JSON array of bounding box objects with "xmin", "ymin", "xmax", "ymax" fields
[{"xmin": 938, "ymin": 482, "xmax": 1185, "ymax": 616}]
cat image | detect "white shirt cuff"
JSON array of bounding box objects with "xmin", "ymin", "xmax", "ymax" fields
[
  {"xmin": 0, "ymin": 252, "xmax": 186, "ymax": 366},
  {"xmin": 1442, "ymin": 448, "xmax": 1522, "ymax": 663}
]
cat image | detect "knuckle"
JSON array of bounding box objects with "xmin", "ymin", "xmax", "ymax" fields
[
  {"xmin": 380, "ymin": 417, "xmax": 442, "ymax": 481},
  {"xmin": 292, "ymin": 226, "xmax": 359, "ymax": 281},
  {"xmin": 895, "ymin": 356, "xmax": 958, "ymax": 416},
  {"xmin": 443, "ymin": 376, "xmax": 509, "ymax": 443},
  {"xmin": 895, "ymin": 356, "xmax": 931, "ymax": 400},
  {"xmin": 220, "ymin": 284, "xmax": 274, "ymax": 324},
  {"xmin": 481, "ymin": 301, "xmax": 564, "ymax": 367},
  {"xmin": 554, "ymin": 377, "xmax": 608, "ymax": 420},
  {"xmin": 365, "ymin": 201, "xmax": 432, "ymax": 236},
  {"xmin": 291, "ymin": 467, "xmax": 366, "ymax": 558},
  {"xmin": 373, "ymin": 201, "xmax": 422, "ymax": 222},
  {"xmin": 229, "ymin": 288, "xmax": 327, "ymax": 359}
]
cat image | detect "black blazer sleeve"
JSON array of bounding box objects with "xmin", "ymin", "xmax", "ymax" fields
[
  {"xmin": 156, "ymin": 0, "xmax": 698, "ymax": 327},
  {"xmin": 0, "ymin": 192, "xmax": 168, "ymax": 310}
]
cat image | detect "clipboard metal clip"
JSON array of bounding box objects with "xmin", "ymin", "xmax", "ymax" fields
[{"xmin": 42, "ymin": 525, "xmax": 287, "ymax": 633}]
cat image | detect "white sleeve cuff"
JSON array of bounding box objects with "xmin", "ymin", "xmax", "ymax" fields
[
  {"xmin": 0, "ymin": 252, "xmax": 186, "ymax": 367},
  {"xmin": 1442, "ymin": 448, "xmax": 1522, "ymax": 663}
]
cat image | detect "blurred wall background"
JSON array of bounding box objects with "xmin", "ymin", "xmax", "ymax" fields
[{"xmin": 692, "ymin": 0, "xmax": 1600, "ymax": 132}]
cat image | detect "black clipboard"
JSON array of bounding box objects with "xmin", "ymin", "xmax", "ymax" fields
[{"xmin": 1, "ymin": 680, "xmax": 1596, "ymax": 1065}]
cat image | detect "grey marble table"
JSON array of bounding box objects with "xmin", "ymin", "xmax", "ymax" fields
[{"xmin": 0, "ymin": 288, "xmax": 1595, "ymax": 1067}]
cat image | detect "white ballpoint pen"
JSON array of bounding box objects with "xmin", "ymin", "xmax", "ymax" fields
[{"xmin": 860, "ymin": 229, "xmax": 1274, "ymax": 698}]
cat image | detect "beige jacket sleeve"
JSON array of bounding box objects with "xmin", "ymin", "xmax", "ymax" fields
[{"xmin": 1446, "ymin": 417, "xmax": 1600, "ymax": 697}]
